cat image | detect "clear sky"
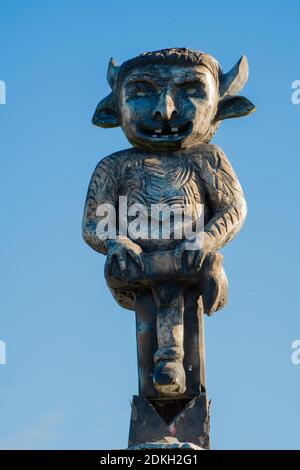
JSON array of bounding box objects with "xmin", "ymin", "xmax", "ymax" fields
[{"xmin": 0, "ymin": 0, "xmax": 299, "ymax": 450}]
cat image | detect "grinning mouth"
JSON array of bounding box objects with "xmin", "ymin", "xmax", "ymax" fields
[{"xmin": 139, "ymin": 121, "xmax": 192, "ymax": 141}]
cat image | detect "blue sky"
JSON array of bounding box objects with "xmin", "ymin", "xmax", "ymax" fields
[{"xmin": 0, "ymin": 0, "xmax": 299, "ymax": 449}]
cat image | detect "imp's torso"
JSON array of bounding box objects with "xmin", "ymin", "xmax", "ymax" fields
[{"xmin": 117, "ymin": 152, "xmax": 210, "ymax": 251}]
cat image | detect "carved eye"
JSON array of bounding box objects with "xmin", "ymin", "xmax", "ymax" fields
[
  {"xmin": 181, "ymin": 82, "xmax": 206, "ymax": 98},
  {"xmin": 185, "ymin": 87, "xmax": 197, "ymax": 95},
  {"xmin": 136, "ymin": 90, "xmax": 147, "ymax": 97},
  {"xmin": 126, "ymin": 81, "xmax": 155, "ymax": 99}
]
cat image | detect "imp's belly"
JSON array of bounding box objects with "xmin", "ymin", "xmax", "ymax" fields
[{"xmin": 119, "ymin": 154, "xmax": 207, "ymax": 251}]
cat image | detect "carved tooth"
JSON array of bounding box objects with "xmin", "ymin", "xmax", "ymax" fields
[
  {"xmin": 173, "ymin": 134, "xmax": 179, "ymax": 137},
  {"xmin": 154, "ymin": 129, "xmax": 162, "ymax": 133},
  {"xmin": 171, "ymin": 127, "xmax": 178, "ymax": 132},
  {"xmin": 152, "ymin": 134, "xmax": 158, "ymax": 138}
]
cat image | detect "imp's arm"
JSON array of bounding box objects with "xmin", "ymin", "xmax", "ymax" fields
[
  {"xmin": 82, "ymin": 152, "xmax": 144, "ymax": 275},
  {"xmin": 82, "ymin": 154, "xmax": 120, "ymax": 255},
  {"xmin": 198, "ymin": 145, "xmax": 247, "ymax": 252}
]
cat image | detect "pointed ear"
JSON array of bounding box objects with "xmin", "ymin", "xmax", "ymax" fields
[
  {"xmin": 220, "ymin": 55, "xmax": 249, "ymax": 96},
  {"xmin": 92, "ymin": 92, "xmax": 120, "ymax": 128},
  {"xmin": 107, "ymin": 57, "xmax": 119, "ymax": 89},
  {"xmin": 215, "ymin": 95, "xmax": 256, "ymax": 121},
  {"xmin": 92, "ymin": 57, "xmax": 120, "ymax": 128}
]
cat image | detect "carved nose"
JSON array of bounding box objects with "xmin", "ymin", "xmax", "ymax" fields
[{"xmin": 154, "ymin": 93, "xmax": 178, "ymax": 120}]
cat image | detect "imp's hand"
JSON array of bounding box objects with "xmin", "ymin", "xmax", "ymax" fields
[
  {"xmin": 174, "ymin": 238, "xmax": 207, "ymax": 275},
  {"xmin": 106, "ymin": 238, "xmax": 144, "ymax": 281}
]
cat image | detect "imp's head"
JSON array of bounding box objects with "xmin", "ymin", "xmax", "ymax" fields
[{"xmin": 92, "ymin": 48, "xmax": 255, "ymax": 150}]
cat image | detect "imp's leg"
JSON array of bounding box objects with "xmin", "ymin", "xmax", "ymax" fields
[
  {"xmin": 199, "ymin": 252, "xmax": 228, "ymax": 315},
  {"xmin": 151, "ymin": 283, "xmax": 186, "ymax": 397}
]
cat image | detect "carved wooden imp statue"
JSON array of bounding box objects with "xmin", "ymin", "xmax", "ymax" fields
[{"xmin": 83, "ymin": 48, "xmax": 254, "ymax": 406}]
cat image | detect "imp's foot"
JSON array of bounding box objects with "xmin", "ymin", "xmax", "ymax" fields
[{"xmin": 153, "ymin": 360, "xmax": 186, "ymax": 397}]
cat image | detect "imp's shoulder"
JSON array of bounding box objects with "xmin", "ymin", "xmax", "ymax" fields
[
  {"xmin": 96, "ymin": 147, "xmax": 136, "ymax": 167},
  {"xmin": 189, "ymin": 144, "xmax": 242, "ymax": 195},
  {"xmin": 189, "ymin": 143, "xmax": 227, "ymax": 163},
  {"xmin": 91, "ymin": 147, "xmax": 137, "ymax": 179},
  {"xmin": 188, "ymin": 143, "xmax": 234, "ymax": 173}
]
